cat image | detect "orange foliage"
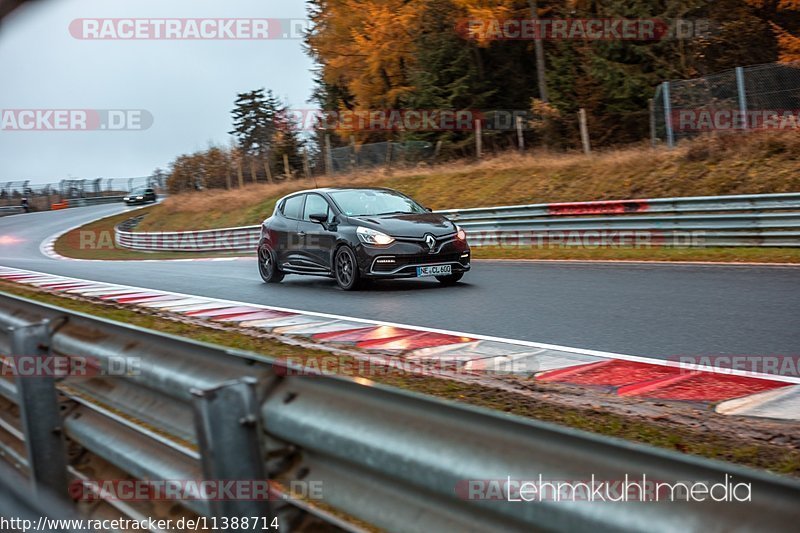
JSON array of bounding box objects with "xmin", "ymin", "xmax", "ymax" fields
[{"xmin": 309, "ymin": 0, "xmax": 421, "ymax": 113}]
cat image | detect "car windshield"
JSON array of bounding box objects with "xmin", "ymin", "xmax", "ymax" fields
[
  {"xmin": 329, "ymin": 190, "xmax": 426, "ymax": 217},
  {"xmin": 129, "ymin": 188, "xmax": 146, "ymax": 195}
]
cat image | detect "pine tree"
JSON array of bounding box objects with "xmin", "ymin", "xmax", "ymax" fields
[{"xmin": 229, "ymin": 89, "xmax": 276, "ymax": 157}]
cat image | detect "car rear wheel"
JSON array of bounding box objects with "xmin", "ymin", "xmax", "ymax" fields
[
  {"xmin": 258, "ymin": 246, "xmax": 284, "ymax": 283},
  {"xmin": 335, "ymin": 246, "xmax": 361, "ymax": 291},
  {"xmin": 435, "ymin": 272, "xmax": 463, "ymax": 286}
]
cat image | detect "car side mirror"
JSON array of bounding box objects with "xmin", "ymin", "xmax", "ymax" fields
[
  {"xmin": 309, "ymin": 213, "xmax": 328, "ymax": 224},
  {"xmin": 425, "ymin": 207, "xmax": 433, "ymax": 212}
]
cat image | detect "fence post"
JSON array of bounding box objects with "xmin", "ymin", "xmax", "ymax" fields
[
  {"xmin": 283, "ymin": 154, "xmax": 291, "ymax": 180},
  {"xmin": 649, "ymin": 98, "xmax": 656, "ymax": 147},
  {"xmin": 191, "ymin": 378, "xmax": 275, "ymax": 518},
  {"xmin": 578, "ymin": 108, "xmax": 591, "ymax": 155},
  {"xmin": 10, "ymin": 321, "xmax": 69, "ymax": 500},
  {"xmin": 735, "ymin": 66, "xmax": 748, "ymax": 131},
  {"xmin": 516, "ymin": 116, "xmax": 525, "ymax": 152},
  {"xmin": 433, "ymin": 140, "xmax": 443, "ymax": 160},
  {"xmin": 475, "ymin": 120, "xmax": 482, "ymax": 159},
  {"xmin": 350, "ymin": 136, "xmax": 357, "ymax": 170},
  {"xmin": 302, "ymin": 148, "xmax": 311, "ymax": 180},
  {"xmin": 264, "ymin": 156, "xmax": 273, "ymax": 183},
  {"xmin": 662, "ymin": 81, "xmax": 675, "ymax": 148},
  {"xmin": 385, "ymin": 141, "xmax": 393, "ymax": 166},
  {"xmin": 324, "ymin": 134, "xmax": 334, "ymax": 175}
]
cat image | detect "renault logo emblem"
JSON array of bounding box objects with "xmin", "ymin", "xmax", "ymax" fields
[{"xmin": 424, "ymin": 234, "xmax": 436, "ymax": 253}]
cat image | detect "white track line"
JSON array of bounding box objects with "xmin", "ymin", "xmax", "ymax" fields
[
  {"xmin": 1, "ymin": 265, "xmax": 798, "ymax": 385},
  {"xmin": 477, "ymin": 258, "xmax": 800, "ymax": 268}
]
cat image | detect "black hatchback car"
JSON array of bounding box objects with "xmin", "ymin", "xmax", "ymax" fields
[
  {"xmin": 123, "ymin": 187, "xmax": 157, "ymax": 205},
  {"xmin": 258, "ymin": 187, "xmax": 470, "ymax": 290}
]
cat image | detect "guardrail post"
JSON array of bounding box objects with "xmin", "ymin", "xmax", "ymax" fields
[
  {"xmin": 9, "ymin": 321, "xmax": 69, "ymax": 500},
  {"xmin": 191, "ymin": 377, "xmax": 275, "ymax": 518}
]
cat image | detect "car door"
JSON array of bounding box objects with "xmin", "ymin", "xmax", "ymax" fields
[
  {"xmin": 298, "ymin": 193, "xmax": 336, "ymax": 272},
  {"xmin": 272, "ymin": 194, "xmax": 303, "ymax": 267}
]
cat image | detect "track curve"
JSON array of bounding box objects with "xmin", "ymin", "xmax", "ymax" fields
[{"xmin": 1, "ymin": 205, "xmax": 799, "ymax": 359}]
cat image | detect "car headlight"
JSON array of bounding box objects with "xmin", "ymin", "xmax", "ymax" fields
[
  {"xmin": 357, "ymin": 226, "xmax": 394, "ymax": 245},
  {"xmin": 136, "ymin": 196, "xmax": 143, "ymax": 200},
  {"xmin": 123, "ymin": 197, "xmax": 129, "ymax": 201},
  {"xmin": 456, "ymin": 224, "xmax": 467, "ymax": 241}
]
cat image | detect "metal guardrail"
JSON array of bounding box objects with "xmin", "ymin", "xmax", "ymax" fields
[
  {"xmin": 113, "ymin": 193, "xmax": 800, "ymax": 252},
  {"xmin": 1, "ymin": 291, "xmax": 799, "ymax": 532},
  {"xmin": 0, "ymin": 461, "xmax": 83, "ymax": 533},
  {"xmin": 66, "ymin": 196, "xmax": 124, "ymax": 208},
  {"xmin": 0, "ymin": 206, "xmax": 23, "ymax": 217},
  {"xmin": 0, "ymin": 197, "xmax": 122, "ymax": 216}
]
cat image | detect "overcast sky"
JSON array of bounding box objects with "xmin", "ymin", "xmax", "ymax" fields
[{"xmin": 0, "ymin": 0, "xmax": 315, "ymax": 184}]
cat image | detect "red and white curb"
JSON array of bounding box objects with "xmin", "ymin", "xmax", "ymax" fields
[{"xmin": 0, "ymin": 265, "xmax": 797, "ymax": 421}]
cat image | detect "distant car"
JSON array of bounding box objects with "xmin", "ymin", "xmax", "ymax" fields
[
  {"xmin": 258, "ymin": 187, "xmax": 470, "ymax": 290},
  {"xmin": 123, "ymin": 187, "xmax": 157, "ymax": 205}
]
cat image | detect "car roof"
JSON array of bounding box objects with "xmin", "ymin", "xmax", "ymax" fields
[{"xmin": 281, "ymin": 187, "xmax": 395, "ymax": 199}]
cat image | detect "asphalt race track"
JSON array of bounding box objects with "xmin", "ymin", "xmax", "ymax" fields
[{"xmin": 1, "ymin": 205, "xmax": 799, "ymax": 359}]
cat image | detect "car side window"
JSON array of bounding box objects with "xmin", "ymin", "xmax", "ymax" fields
[
  {"xmin": 282, "ymin": 194, "xmax": 305, "ymax": 220},
  {"xmin": 303, "ymin": 194, "xmax": 331, "ymax": 222}
]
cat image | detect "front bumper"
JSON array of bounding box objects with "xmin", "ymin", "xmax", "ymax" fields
[{"xmin": 355, "ymin": 236, "xmax": 471, "ymax": 278}]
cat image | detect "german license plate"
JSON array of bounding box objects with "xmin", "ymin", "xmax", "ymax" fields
[{"xmin": 417, "ymin": 264, "xmax": 452, "ymax": 277}]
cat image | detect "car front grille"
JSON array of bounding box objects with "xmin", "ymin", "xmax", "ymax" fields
[{"xmin": 372, "ymin": 252, "xmax": 465, "ymax": 272}]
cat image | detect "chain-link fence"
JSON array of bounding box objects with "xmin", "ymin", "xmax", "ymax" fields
[
  {"xmin": 0, "ymin": 176, "xmax": 166, "ymax": 210},
  {"xmin": 652, "ymin": 62, "xmax": 800, "ymax": 146},
  {"xmin": 327, "ymin": 140, "xmax": 436, "ymax": 173}
]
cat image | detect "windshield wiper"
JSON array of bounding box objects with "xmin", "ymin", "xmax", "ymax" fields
[{"xmin": 375, "ymin": 210, "xmax": 412, "ymax": 216}]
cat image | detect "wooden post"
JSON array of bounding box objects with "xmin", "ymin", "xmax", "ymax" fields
[
  {"xmin": 264, "ymin": 158, "xmax": 273, "ymax": 183},
  {"xmin": 237, "ymin": 157, "xmax": 244, "ymax": 189},
  {"xmin": 249, "ymin": 159, "xmax": 257, "ymax": 184},
  {"xmin": 578, "ymin": 108, "xmax": 591, "ymax": 155},
  {"xmin": 349, "ymin": 135, "xmax": 357, "ymax": 170},
  {"xmin": 302, "ymin": 148, "xmax": 311, "ymax": 180},
  {"xmin": 648, "ymin": 98, "xmax": 656, "ymax": 148},
  {"xmin": 475, "ymin": 120, "xmax": 482, "ymax": 159},
  {"xmin": 283, "ymin": 153, "xmax": 291, "ymax": 179},
  {"xmin": 226, "ymin": 165, "xmax": 232, "ymax": 190},
  {"xmin": 385, "ymin": 141, "xmax": 393, "ymax": 166},
  {"xmin": 324, "ymin": 134, "xmax": 334, "ymax": 175},
  {"xmin": 516, "ymin": 115, "xmax": 525, "ymax": 152},
  {"xmin": 433, "ymin": 140, "xmax": 443, "ymax": 160}
]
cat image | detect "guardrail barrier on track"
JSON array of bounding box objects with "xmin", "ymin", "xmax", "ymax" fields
[
  {"xmin": 0, "ymin": 292, "xmax": 799, "ymax": 532},
  {"xmin": 0, "ymin": 206, "xmax": 24, "ymax": 217},
  {"xmin": 113, "ymin": 192, "xmax": 800, "ymax": 252}
]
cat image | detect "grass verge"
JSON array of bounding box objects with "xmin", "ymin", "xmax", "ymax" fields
[
  {"xmin": 140, "ymin": 131, "xmax": 800, "ymax": 232},
  {"xmin": 1, "ymin": 278, "xmax": 799, "ymax": 476}
]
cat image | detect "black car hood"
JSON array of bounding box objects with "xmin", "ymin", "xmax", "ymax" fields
[{"xmin": 348, "ymin": 213, "xmax": 456, "ymax": 238}]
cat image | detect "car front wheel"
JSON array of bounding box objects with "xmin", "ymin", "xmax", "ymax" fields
[
  {"xmin": 436, "ymin": 272, "xmax": 463, "ymax": 286},
  {"xmin": 335, "ymin": 246, "xmax": 361, "ymax": 291},
  {"xmin": 258, "ymin": 246, "xmax": 284, "ymax": 283}
]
